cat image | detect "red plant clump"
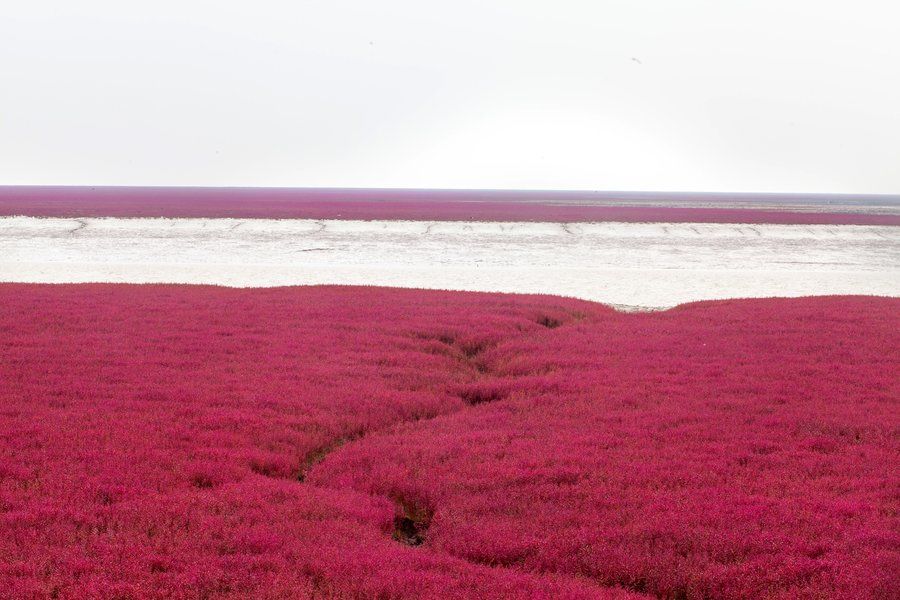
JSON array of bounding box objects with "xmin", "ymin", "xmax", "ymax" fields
[{"xmin": 0, "ymin": 284, "xmax": 897, "ymax": 599}]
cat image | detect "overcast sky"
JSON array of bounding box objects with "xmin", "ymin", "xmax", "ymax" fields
[{"xmin": 1, "ymin": 1, "xmax": 898, "ymax": 193}]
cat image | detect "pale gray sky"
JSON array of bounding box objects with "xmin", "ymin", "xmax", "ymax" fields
[{"xmin": 1, "ymin": 1, "xmax": 898, "ymax": 193}]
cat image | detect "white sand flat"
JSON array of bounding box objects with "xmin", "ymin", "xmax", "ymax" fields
[{"xmin": 1, "ymin": 217, "xmax": 897, "ymax": 309}]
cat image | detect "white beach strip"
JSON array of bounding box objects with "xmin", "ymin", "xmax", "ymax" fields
[{"xmin": 0, "ymin": 217, "xmax": 897, "ymax": 309}]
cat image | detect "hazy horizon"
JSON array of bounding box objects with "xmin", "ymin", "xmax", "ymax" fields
[{"xmin": 2, "ymin": 185, "xmax": 899, "ymax": 204}]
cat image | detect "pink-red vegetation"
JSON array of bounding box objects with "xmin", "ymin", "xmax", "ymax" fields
[
  {"xmin": 0, "ymin": 285, "xmax": 897, "ymax": 599},
  {"xmin": 2, "ymin": 187, "xmax": 898, "ymax": 225}
]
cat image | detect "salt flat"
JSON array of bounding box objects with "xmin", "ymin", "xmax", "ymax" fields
[{"xmin": 1, "ymin": 217, "xmax": 897, "ymax": 309}]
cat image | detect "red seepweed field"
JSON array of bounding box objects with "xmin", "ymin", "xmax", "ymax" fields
[
  {"xmin": 0, "ymin": 285, "xmax": 897, "ymax": 599},
  {"xmin": 2, "ymin": 186, "xmax": 899, "ymax": 225}
]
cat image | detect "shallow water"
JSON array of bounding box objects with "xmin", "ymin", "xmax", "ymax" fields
[{"xmin": 1, "ymin": 217, "xmax": 897, "ymax": 309}]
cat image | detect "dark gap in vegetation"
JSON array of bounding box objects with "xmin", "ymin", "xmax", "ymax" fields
[
  {"xmin": 149, "ymin": 560, "xmax": 168, "ymax": 574},
  {"xmin": 536, "ymin": 315, "xmax": 564, "ymax": 329},
  {"xmin": 393, "ymin": 515, "xmax": 424, "ymax": 546},
  {"xmin": 805, "ymin": 546, "xmax": 827, "ymax": 559},
  {"xmin": 249, "ymin": 460, "xmax": 282, "ymax": 478},
  {"xmin": 457, "ymin": 339, "xmax": 489, "ymax": 360},
  {"xmin": 457, "ymin": 385, "xmax": 508, "ymax": 406},
  {"xmin": 416, "ymin": 331, "xmax": 500, "ymax": 375},
  {"xmin": 470, "ymin": 359, "xmax": 490, "ymax": 374},
  {"xmin": 630, "ymin": 577, "xmax": 647, "ymax": 593},
  {"xmin": 190, "ymin": 473, "xmax": 215, "ymax": 489},
  {"xmin": 392, "ymin": 501, "xmax": 433, "ymax": 547},
  {"xmin": 296, "ymin": 433, "xmax": 363, "ymax": 482}
]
